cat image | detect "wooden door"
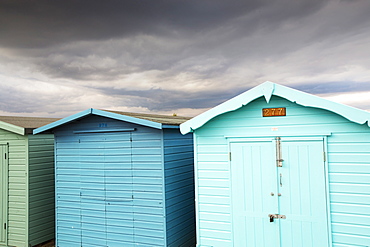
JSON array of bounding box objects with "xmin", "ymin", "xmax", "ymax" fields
[
  {"xmin": 78, "ymin": 132, "xmax": 134, "ymax": 246},
  {"xmin": 278, "ymin": 139, "xmax": 329, "ymax": 247},
  {"xmin": 103, "ymin": 132, "xmax": 134, "ymax": 246},
  {"xmin": 230, "ymin": 138, "xmax": 329, "ymax": 247},
  {"xmin": 231, "ymin": 140, "xmax": 280, "ymax": 246},
  {"xmin": 0, "ymin": 144, "xmax": 7, "ymax": 245}
]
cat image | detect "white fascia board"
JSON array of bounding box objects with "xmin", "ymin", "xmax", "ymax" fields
[
  {"xmin": 33, "ymin": 108, "xmax": 93, "ymax": 134},
  {"xmin": 180, "ymin": 81, "xmax": 370, "ymax": 134}
]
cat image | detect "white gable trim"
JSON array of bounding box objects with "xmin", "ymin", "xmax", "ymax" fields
[
  {"xmin": 180, "ymin": 81, "xmax": 370, "ymax": 134},
  {"xmin": 0, "ymin": 121, "xmax": 25, "ymax": 135}
]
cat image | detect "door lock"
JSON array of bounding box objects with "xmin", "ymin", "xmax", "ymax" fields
[
  {"xmin": 268, "ymin": 214, "xmax": 286, "ymax": 222},
  {"xmin": 269, "ymin": 214, "xmax": 275, "ymax": 222}
]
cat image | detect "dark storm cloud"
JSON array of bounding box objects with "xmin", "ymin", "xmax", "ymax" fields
[
  {"xmin": 0, "ymin": 0, "xmax": 331, "ymax": 49},
  {"xmin": 0, "ymin": 0, "xmax": 266, "ymax": 48},
  {"xmin": 0, "ymin": 0, "xmax": 330, "ymax": 82},
  {"xmin": 1, "ymin": 0, "xmax": 370, "ymax": 116}
]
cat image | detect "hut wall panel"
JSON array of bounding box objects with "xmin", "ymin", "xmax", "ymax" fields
[
  {"xmin": 194, "ymin": 96, "xmax": 370, "ymax": 246},
  {"xmin": 131, "ymin": 127, "xmax": 165, "ymax": 246},
  {"xmin": 28, "ymin": 134, "xmax": 55, "ymax": 246},
  {"xmin": 54, "ymin": 116, "xmax": 167, "ymax": 246},
  {"xmin": 0, "ymin": 129, "xmax": 28, "ymax": 247},
  {"xmin": 327, "ymin": 134, "xmax": 370, "ymax": 246},
  {"xmin": 163, "ymin": 129, "xmax": 196, "ymax": 247}
]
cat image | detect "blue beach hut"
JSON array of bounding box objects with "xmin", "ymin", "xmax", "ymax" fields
[
  {"xmin": 180, "ymin": 82, "xmax": 370, "ymax": 247},
  {"xmin": 34, "ymin": 109, "xmax": 195, "ymax": 247}
]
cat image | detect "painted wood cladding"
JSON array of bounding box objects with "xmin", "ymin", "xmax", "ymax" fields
[
  {"xmin": 191, "ymin": 96, "xmax": 370, "ymax": 247},
  {"xmin": 51, "ymin": 114, "xmax": 195, "ymax": 246},
  {"xmin": 0, "ymin": 128, "xmax": 55, "ymax": 247},
  {"xmin": 28, "ymin": 134, "xmax": 55, "ymax": 246},
  {"xmin": 1, "ymin": 129, "xmax": 29, "ymax": 247},
  {"xmin": 163, "ymin": 129, "xmax": 195, "ymax": 247}
]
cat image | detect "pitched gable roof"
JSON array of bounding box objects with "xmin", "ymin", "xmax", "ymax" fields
[
  {"xmin": 102, "ymin": 110, "xmax": 191, "ymax": 125},
  {"xmin": 180, "ymin": 81, "xmax": 370, "ymax": 134},
  {"xmin": 34, "ymin": 108, "xmax": 191, "ymax": 134},
  {"xmin": 0, "ymin": 116, "xmax": 60, "ymax": 135}
]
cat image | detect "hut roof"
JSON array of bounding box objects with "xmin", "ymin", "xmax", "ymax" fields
[
  {"xmin": 102, "ymin": 110, "xmax": 190, "ymax": 125},
  {"xmin": 34, "ymin": 108, "xmax": 191, "ymax": 134},
  {"xmin": 0, "ymin": 116, "xmax": 60, "ymax": 135}
]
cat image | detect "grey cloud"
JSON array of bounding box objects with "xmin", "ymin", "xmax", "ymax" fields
[
  {"xmin": 94, "ymin": 86, "xmax": 249, "ymax": 111},
  {"xmin": 296, "ymin": 81, "xmax": 370, "ymax": 95}
]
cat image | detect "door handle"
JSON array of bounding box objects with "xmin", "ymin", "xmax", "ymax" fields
[{"xmin": 280, "ymin": 173, "xmax": 282, "ymax": 187}]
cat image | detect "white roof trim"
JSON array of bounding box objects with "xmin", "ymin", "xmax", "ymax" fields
[
  {"xmin": 0, "ymin": 121, "xmax": 25, "ymax": 135},
  {"xmin": 180, "ymin": 81, "xmax": 370, "ymax": 134},
  {"xmin": 34, "ymin": 108, "xmax": 164, "ymax": 134}
]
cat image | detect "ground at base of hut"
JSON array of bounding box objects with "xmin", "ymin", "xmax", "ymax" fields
[{"xmin": 33, "ymin": 239, "xmax": 55, "ymax": 247}]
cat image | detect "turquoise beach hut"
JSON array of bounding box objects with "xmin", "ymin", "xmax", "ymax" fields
[
  {"xmin": 34, "ymin": 109, "xmax": 195, "ymax": 247},
  {"xmin": 0, "ymin": 116, "xmax": 57, "ymax": 247},
  {"xmin": 180, "ymin": 82, "xmax": 370, "ymax": 247}
]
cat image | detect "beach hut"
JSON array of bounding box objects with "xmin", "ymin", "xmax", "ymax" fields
[
  {"xmin": 180, "ymin": 81, "xmax": 370, "ymax": 247},
  {"xmin": 0, "ymin": 116, "xmax": 57, "ymax": 247},
  {"xmin": 34, "ymin": 109, "xmax": 195, "ymax": 247}
]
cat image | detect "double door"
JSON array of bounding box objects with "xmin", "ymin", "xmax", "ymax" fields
[
  {"xmin": 230, "ymin": 137, "xmax": 329, "ymax": 247},
  {"xmin": 78, "ymin": 132, "xmax": 134, "ymax": 246}
]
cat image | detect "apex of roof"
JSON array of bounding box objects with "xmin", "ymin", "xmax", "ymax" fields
[
  {"xmin": 34, "ymin": 108, "xmax": 191, "ymax": 134},
  {"xmin": 180, "ymin": 81, "xmax": 370, "ymax": 134},
  {"xmin": 0, "ymin": 116, "xmax": 60, "ymax": 135}
]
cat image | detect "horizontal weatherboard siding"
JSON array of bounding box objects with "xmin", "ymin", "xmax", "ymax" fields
[
  {"xmin": 163, "ymin": 129, "xmax": 196, "ymax": 247},
  {"xmin": 52, "ymin": 114, "xmax": 195, "ymax": 246},
  {"xmin": 28, "ymin": 134, "xmax": 55, "ymax": 246}
]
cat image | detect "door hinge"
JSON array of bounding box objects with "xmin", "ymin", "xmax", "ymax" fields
[
  {"xmin": 4, "ymin": 153, "xmax": 6, "ymax": 159},
  {"xmin": 229, "ymin": 152, "xmax": 231, "ymax": 161},
  {"xmin": 4, "ymin": 223, "xmax": 6, "ymax": 229},
  {"xmin": 323, "ymin": 151, "xmax": 326, "ymax": 162}
]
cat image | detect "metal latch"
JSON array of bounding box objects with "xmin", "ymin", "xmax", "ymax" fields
[
  {"xmin": 276, "ymin": 137, "xmax": 283, "ymax": 167},
  {"xmin": 268, "ymin": 214, "xmax": 286, "ymax": 222}
]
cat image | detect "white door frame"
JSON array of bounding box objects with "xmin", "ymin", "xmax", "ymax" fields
[{"xmin": 227, "ymin": 135, "xmax": 333, "ymax": 247}]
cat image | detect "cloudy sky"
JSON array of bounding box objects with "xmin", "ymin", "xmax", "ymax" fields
[{"xmin": 1, "ymin": 0, "xmax": 370, "ymax": 118}]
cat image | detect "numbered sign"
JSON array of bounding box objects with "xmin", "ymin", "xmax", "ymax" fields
[{"xmin": 262, "ymin": 108, "xmax": 286, "ymax": 117}]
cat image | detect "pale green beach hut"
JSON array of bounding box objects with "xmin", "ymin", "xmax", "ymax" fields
[{"xmin": 0, "ymin": 116, "xmax": 58, "ymax": 247}]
